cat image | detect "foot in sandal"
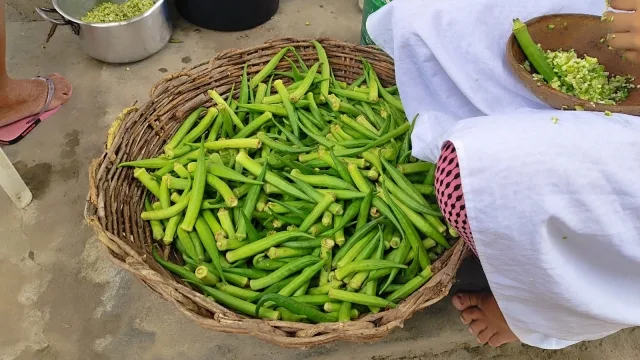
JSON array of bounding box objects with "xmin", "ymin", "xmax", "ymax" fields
[
  {"xmin": 0, "ymin": 74, "xmax": 72, "ymax": 127},
  {"xmin": 452, "ymin": 292, "xmax": 519, "ymax": 347}
]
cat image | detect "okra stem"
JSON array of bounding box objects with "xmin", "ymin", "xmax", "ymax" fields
[
  {"xmin": 195, "ymin": 266, "xmax": 221, "ymax": 286},
  {"xmin": 134, "ymin": 168, "xmax": 161, "ymax": 198}
]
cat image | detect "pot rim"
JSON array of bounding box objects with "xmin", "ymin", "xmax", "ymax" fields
[{"xmin": 52, "ymin": 0, "xmax": 166, "ymax": 27}]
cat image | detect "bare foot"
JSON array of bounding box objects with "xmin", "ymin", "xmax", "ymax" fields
[
  {"xmin": 452, "ymin": 292, "xmax": 518, "ymax": 347},
  {"xmin": 0, "ymin": 74, "xmax": 72, "ymax": 127}
]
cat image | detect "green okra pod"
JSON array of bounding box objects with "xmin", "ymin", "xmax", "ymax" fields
[
  {"xmin": 329, "ymin": 289, "xmax": 396, "ymax": 309},
  {"xmin": 152, "ymin": 246, "xmax": 201, "ymax": 284},
  {"xmin": 278, "ymin": 259, "xmax": 326, "ymax": 297},
  {"xmin": 273, "ymin": 80, "xmax": 300, "ymax": 138},
  {"xmin": 386, "ymin": 267, "xmax": 433, "ymax": 303},
  {"xmin": 191, "ymin": 282, "xmax": 280, "ymax": 320},
  {"xmin": 133, "ymin": 168, "xmax": 161, "ymax": 198},
  {"xmin": 141, "ymin": 192, "xmax": 191, "ymax": 220},
  {"xmin": 226, "ymin": 231, "xmax": 314, "ymax": 263},
  {"xmin": 299, "ymin": 193, "xmax": 336, "ymax": 232},
  {"xmin": 357, "ymin": 190, "xmax": 374, "ymax": 230},
  {"xmin": 164, "ymin": 107, "xmax": 205, "ymax": 153},
  {"xmin": 180, "ymin": 140, "xmax": 207, "ymax": 231},
  {"xmin": 289, "ymin": 62, "xmax": 322, "ymax": 103},
  {"xmin": 144, "ymin": 197, "xmax": 165, "ymax": 241},
  {"xmin": 256, "ymin": 294, "xmax": 334, "ymax": 323},
  {"xmin": 249, "ymin": 256, "xmax": 319, "ymax": 290},
  {"xmin": 290, "ymin": 169, "xmax": 357, "ymax": 191},
  {"xmin": 236, "ymin": 152, "xmax": 313, "ymax": 202},
  {"xmin": 179, "ymin": 107, "xmax": 219, "ymax": 146},
  {"xmin": 209, "ymin": 90, "xmax": 245, "ymax": 130},
  {"xmin": 195, "ymin": 215, "xmax": 226, "ymax": 283},
  {"xmin": 249, "ymin": 47, "xmax": 293, "ymax": 89}
]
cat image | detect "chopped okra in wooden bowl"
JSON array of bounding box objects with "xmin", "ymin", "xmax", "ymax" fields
[{"xmin": 507, "ymin": 14, "xmax": 640, "ymax": 115}]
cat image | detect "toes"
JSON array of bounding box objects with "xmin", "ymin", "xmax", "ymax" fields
[
  {"xmin": 460, "ymin": 307, "xmax": 484, "ymax": 325},
  {"xmin": 488, "ymin": 334, "xmax": 506, "ymax": 347},
  {"xmin": 452, "ymin": 293, "xmax": 468, "ymax": 310},
  {"xmin": 452, "ymin": 293, "xmax": 482, "ymax": 310},
  {"xmin": 467, "ymin": 320, "xmax": 487, "ymax": 336},
  {"xmin": 476, "ymin": 328, "xmax": 497, "ymax": 345},
  {"xmin": 488, "ymin": 332, "xmax": 518, "ymax": 347},
  {"xmin": 48, "ymin": 74, "xmax": 73, "ymax": 102}
]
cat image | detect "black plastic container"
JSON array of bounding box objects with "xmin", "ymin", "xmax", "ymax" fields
[{"xmin": 177, "ymin": 0, "xmax": 279, "ymax": 31}]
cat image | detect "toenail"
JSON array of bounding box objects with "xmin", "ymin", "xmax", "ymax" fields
[{"xmin": 468, "ymin": 327, "xmax": 474, "ymax": 334}]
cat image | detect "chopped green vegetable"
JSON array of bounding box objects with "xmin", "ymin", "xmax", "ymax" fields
[
  {"xmin": 81, "ymin": 0, "xmax": 154, "ymax": 23},
  {"xmin": 530, "ymin": 48, "xmax": 635, "ymax": 105},
  {"xmin": 515, "ymin": 19, "xmax": 635, "ymax": 105}
]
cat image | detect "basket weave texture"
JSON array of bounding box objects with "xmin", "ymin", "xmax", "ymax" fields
[{"xmin": 85, "ymin": 38, "xmax": 468, "ymax": 348}]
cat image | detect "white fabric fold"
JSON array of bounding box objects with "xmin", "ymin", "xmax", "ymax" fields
[
  {"xmin": 367, "ymin": 0, "xmax": 640, "ymax": 349},
  {"xmin": 368, "ymin": 0, "xmax": 601, "ymax": 162}
]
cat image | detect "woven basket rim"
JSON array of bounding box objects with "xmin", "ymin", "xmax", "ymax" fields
[{"xmin": 85, "ymin": 37, "xmax": 470, "ymax": 348}]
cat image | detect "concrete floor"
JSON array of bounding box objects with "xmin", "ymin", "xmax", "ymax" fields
[{"xmin": 1, "ymin": 1, "xmax": 639, "ymax": 359}]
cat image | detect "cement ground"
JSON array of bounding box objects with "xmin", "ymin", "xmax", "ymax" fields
[{"xmin": 1, "ymin": 1, "xmax": 639, "ymax": 359}]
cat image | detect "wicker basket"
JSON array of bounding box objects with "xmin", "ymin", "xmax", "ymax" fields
[{"xmin": 85, "ymin": 38, "xmax": 468, "ymax": 348}]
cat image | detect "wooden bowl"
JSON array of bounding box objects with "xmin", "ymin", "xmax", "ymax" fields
[{"xmin": 506, "ymin": 14, "xmax": 640, "ymax": 115}]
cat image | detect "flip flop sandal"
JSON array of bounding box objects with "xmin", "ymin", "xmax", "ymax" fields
[{"xmin": 0, "ymin": 76, "xmax": 71, "ymax": 145}]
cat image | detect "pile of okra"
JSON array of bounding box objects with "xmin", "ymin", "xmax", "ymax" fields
[{"xmin": 119, "ymin": 41, "xmax": 459, "ymax": 323}]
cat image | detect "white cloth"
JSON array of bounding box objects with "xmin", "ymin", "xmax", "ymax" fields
[{"xmin": 367, "ymin": 0, "xmax": 640, "ymax": 349}]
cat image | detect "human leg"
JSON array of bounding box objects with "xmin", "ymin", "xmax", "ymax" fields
[
  {"xmin": 0, "ymin": 0, "xmax": 72, "ymax": 127},
  {"xmin": 435, "ymin": 141, "xmax": 518, "ymax": 347}
]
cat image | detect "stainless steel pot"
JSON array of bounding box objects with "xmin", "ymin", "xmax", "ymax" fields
[{"xmin": 36, "ymin": 0, "xmax": 172, "ymax": 64}]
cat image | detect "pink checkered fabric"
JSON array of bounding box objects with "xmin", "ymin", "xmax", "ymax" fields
[{"xmin": 435, "ymin": 141, "xmax": 476, "ymax": 255}]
